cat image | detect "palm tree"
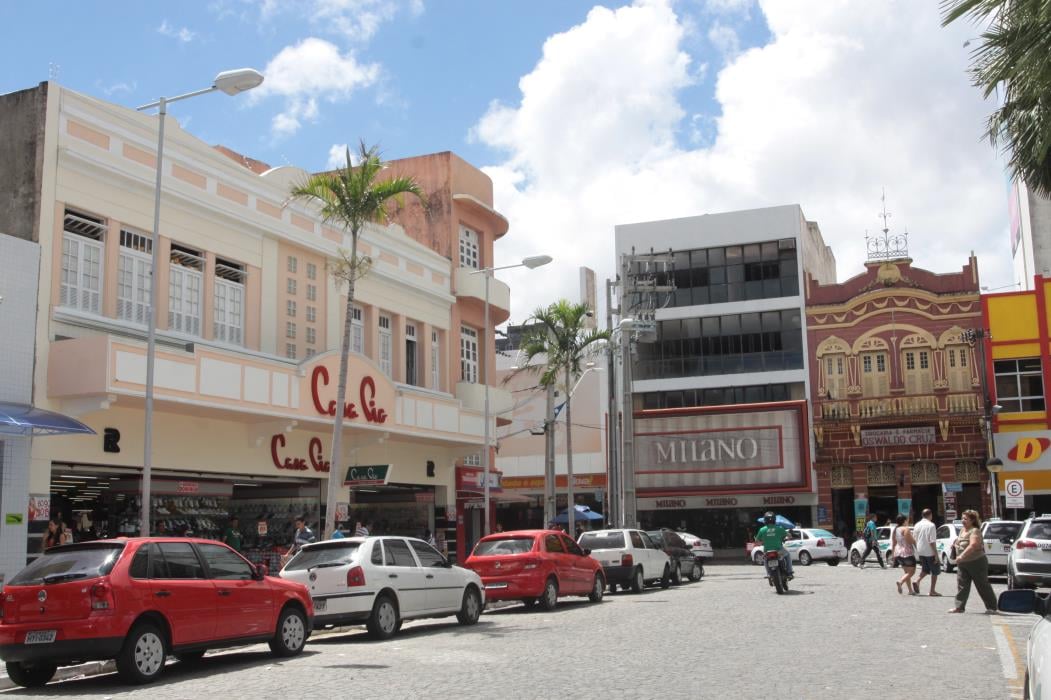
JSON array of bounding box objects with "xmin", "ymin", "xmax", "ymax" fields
[
  {"xmin": 512, "ymin": 300, "xmax": 610, "ymax": 534},
  {"xmin": 290, "ymin": 141, "xmax": 424, "ymax": 538},
  {"xmin": 941, "ymin": 0, "xmax": 1051, "ymax": 195}
]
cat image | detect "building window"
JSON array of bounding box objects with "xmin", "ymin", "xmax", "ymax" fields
[
  {"xmin": 214, "ymin": 259, "xmax": 245, "ymax": 345},
  {"xmin": 461, "ymin": 326, "xmax": 479, "ymax": 383},
  {"xmin": 903, "ymin": 349, "xmax": 933, "ymax": 394},
  {"xmin": 351, "ymin": 306, "xmax": 364, "ymax": 354},
  {"xmin": 823, "ymin": 354, "xmax": 847, "ymax": 399},
  {"xmin": 287, "ymin": 300, "xmax": 297, "ymax": 318},
  {"xmin": 60, "ymin": 209, "xmax": 106, "ymax": 313},
  {"xmin": 286, "ymin": 343, "xmax": 296, "ymax": 359},
  {"xmin": 306, "ymin": 327, "xmax": 316, "ymax": 345},
  {"xmin": 867, "ymin": 463, "xmax": 896, "ymax": 487},
  {"xmin": 635, "ymin": 383, "xmax": 792, "ymax": 410},
  {"xmin": 946, "ymin": 346, "xmax": 972, "ymax": 391},
  {"xmin": 307, "ymin": 306, "xmax": 316, "ymax": 323},
  {"xmin": 287, "ymin": 256, "xmax": 297, "ymax": 273},
  {"xmin": 859, "ymin": 351, "xmax": 889, "ymax": 397},
  {"xmin": 955, "ymin": 460, "xmax": 980, "ymax": 483},
  {"xmin": 994, "ymin": 358, "xmax": 1045, "ymax": 412},
  {"xmin": 911, "ymin": 462, "xmax": 941, "ymax": 485},
  {"xmin": 287, "ymin": 278, "xmax": 297, "ymax": 295},
  {"xmin": 431, "ymin": 329, "xmax": 441, "ymax": 391},
  {"xmin": 169, "ymin": 245, "xmax": 203, "ymax": 336},
  {"xmin": 307, "ymin": 262, "xmax": 317, "ymax": 280},
  {"xmin": 463, "ymin": 454, "xmax": 481, "ymax": 467},
  {"xmin": 830, "ymin": 466, "xmax": 853, "ymax": 489},
  {"xmin": 305, "ymin": 348, "xmax": 316, "ymax": 359},
  {"xmin": 378, "ymin": 314, "xmax": 392, "ymax": 376},
  {"xmin": 116, "ymin": 228, "xmax": 154, "ymax": 325},
  {"xmin": 459, "ymin": 226, "xmax": 480, "ymax": 269},
  {"xmin": 307, "ymin": 284, "xmax": 317, "ymax": 302},
  {"xmin": 286, "ymin": 322, "xmax": 296, "ymax": 339}
]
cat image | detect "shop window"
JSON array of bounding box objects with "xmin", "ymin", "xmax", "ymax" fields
[
  {"xmin": 461, "ymin": 326, "xmax": 479, "ymax": 383},
  {"xmin": 351, "ymin": 306, "xmax": 364, "ymax": 354},
  {"xmin": 459, "ymin": 226, "xmax": 480, "ymax": 269},
  {"xmin": 830, "ymin": 466, "xmax": 853, "ymax": 489},
  {"xmin": 117, "ymin": 228, "xmax": 153, "ymax": 325},
  {"xmin": 287, "ymin": 256, "xmax": 298, "ymax": 274},
  {"xmin": 431, "ymin": 329, "xmax": 441, "ymax": 390},
  {"xmin": 994, "ymin": 358, "xmax": 1045, "ymax": 412},
  {"xmin": 910, "ymin": 462, "xmax": 941, "ymax": 485},
  {"xmin": 61, "ymin": 209, "xmax": 106, "ymax": 313},
  {"xmin": 307, "ymin": 284, "xmax": 317, "ymax": 302},
  {"xmin": 955, "ymin": 460, "xmax": 980, "ymax": 483},
  {"xmin": 861, "ymin": 351, "xmax": 889, "ymax": 397},
  {"xmin": 946, "ymin": 345, "xmax": 972, "ymax": 392},
  {"xmin": 379, "ymin": 315, "xmax": 393, "ymax": 376},
  {"xmin": 867, "ymin": 463, "xmax": 896, "ymax": 486},
  {"xmin": 287, "ymin": 278, "xmax": 297, "ymax": 295},
  {"xmin": 823, "ymin": 354, "xmax": 847, "ymax": 399},
  {"xmin": 409, "ymin": 540, "xmax": 446, "ymax": 566},
  {"xmin": 199, "ymin": 543, "xmax": 253, "ymax": 580},
  {"xmin": 214, "ymin": 259, "xmax": 245, "ymax": 345},
  {"xmin": 155, "ymin": 542, "xmax": 205, "ymax": 579},
  {"xmin": 169, "ymin": 244, "xmax": 203, "ymax": 336},
  {"xmin": 307, "ymin": 262, "xmax": 317, "ymax": 280},
  {"xmin": 406, "ymin": 323, "xmax": 418, "ymax": 386},
  {"xmin": 903, "ymin": 349, "xmax": 933, "ymax": 394},
  {"xmin": 463, "ymin": 453, "xmax": 481, "ymax": 466}
]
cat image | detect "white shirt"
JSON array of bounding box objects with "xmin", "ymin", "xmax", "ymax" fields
[{"xmin": 912, "ymin": 518, "xmax": 937, "ymax": 557}]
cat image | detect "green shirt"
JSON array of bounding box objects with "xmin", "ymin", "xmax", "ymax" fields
[
  {"xmin": 223, "ymin": 527, "xmax": 243, "ymax": 551},
  {"xmin": 757, "ymin": 525, "xmax": 787, "ymax": 552}
]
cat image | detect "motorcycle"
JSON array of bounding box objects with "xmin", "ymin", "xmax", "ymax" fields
[{"xmin": 764, "ymin": 550, "xmax": 789, "ymax": 594}]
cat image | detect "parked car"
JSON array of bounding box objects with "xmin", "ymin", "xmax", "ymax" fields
[
  {"xmin": 847, "ymin": 526, "xmax": 892, "ymax": 567},
  {"xmin": 577, "ymin": 529, "xmax": 670, "ymax": 593},
  {"xmin": 936, "ymin": 521, "xmax": 964, "ymax": 573},
  {"xmin": 982, "ymin": 519, "xmax": 1024, "ymax": 575},
  {"xmin": 997, "ymin": 588, "xmax": 1051, "ymax": 699},
  {"xmin": 1007, "ymin": 517, "xmax": 1051, "ymax": 590},
  {"xmin": 646, "ymin": 529, "xmax": 701, "ymax": 583},
  {"xmin": 279, "ymin": 536, "xmax": 484, "ymax": 639},
  {"xmin": 754, "ymin": 528, "xmax": 845, "ymax": 566},
  {"xmin": 0, "ymin": 538, "xmax": 311, "ymax": 688},
  {"xmin": 464, "ymin": 530, "xmax": 605, "ymax": 610},
  {"xmin": 679, "ymin": 532, "xmax": 714, "ymax": 561}
]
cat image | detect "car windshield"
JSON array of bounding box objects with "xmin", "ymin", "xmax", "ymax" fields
[
  {"xmin": 473, "ymin": 537, "xmax": 534, "ymax": 556},
  {"xmin": 9, "ymin": 543, "xmax": 125, "ymax": 586},
  {"xmin": 807, "ymin": 529, "xmax": 836, "ymax": 539},
  {"xmin": 984, "ymin": 523, "xmax": 1022, "ymax": 540},
  {"xmin": 1027, "ymin": 522, "xmax": 1051, "ymax": 540},
  {"xmin": 578, "ymin": 532, "xmax": 625, "ymax": 550},
  {"xmin": 645, "ymin": 532, "xmax": 666, "ymax": 547},
  {"xmin": 284, "ymin": 542, "xmax": 361, "ymax": 571}
]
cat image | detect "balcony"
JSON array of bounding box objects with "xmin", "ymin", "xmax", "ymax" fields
[
  {"xmin": 456, "ymin": 381, "xmax": 513, "ymax": 420},
  {"xmin": 453, "ymin": 267, "xmax": 511, "ymax": 325},
  {"xmin": 818, "ymin": 393, "xmax": 981, "ymax": 421}
]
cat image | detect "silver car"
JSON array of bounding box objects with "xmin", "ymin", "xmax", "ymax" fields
[
  {"xmin": 982, "ymin": 519, "xmax": 1023, "ymax": 575},
  {"xmin": 1007, "ymin": 517, "xmax": 1051, "ymax": 590}
]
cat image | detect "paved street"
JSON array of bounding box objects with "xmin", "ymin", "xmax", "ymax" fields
[{"xmin": 0, "ymin": 562, "xmax": 1033, "ymax": 699}]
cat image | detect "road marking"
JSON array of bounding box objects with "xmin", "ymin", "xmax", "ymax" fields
[{"xmin": 992, "ymin": 622, "xmax": 1018, "ymax": 681}]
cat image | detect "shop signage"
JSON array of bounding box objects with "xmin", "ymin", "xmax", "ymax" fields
[
  {"xmin": 636, "ymin": 493, "xmax": 817, "ymax": 511},
  {"xmin": 5, "ymin": 513, "xmax": 23, "ymax": 525},
  {"xmin": 1009, "ymin": 438, "xmax": 1051, "ymax": 463},
  {"xmin": 897, "ymin": 498, "xmax": 912, "ymax": 517},
  {"xmin": 344, "ymin": 464, "xmax": 391, "ymax": 486},
  {"xmin": 1006, "ymin": 479, "xmax": 1025, "ymax": 508},
  {"xmin": 257, "ymin": 521, "xmax": 268, "ymax": 536},
  {"xmin": 270, "ymin": 434, "xmax": 331, "ymax": 473},
  {"xmin": 335, "ymin": 502, "xmax": 349, "ymax": 522},
  {"xmin": 817, "ymin": 505, "xmax": 830, "ymax": 526},
  {"xmin": 310, "ymin": 366, "xmax": 389, "ymax": 424},
  {"xmin": 177, "ymin": 481, "xmax": 199, "ymax": 494},
  {"xmin": 27, "ymin": 495, "xmax": 50, "ymax": 522},
  {"xmin": 456, "ymin": 467, "xmax": 502, "ymax": 491},
  {"xmin": 860, "ymin": 426, "xmax": 935, "ymax": 447},
  {"xmin": 501, "ymin": 474, "xmax": 607, "ymax": 490},
  {"xmin": 942, "ymin": 482, "xmax": 963, "ymax": 493}
]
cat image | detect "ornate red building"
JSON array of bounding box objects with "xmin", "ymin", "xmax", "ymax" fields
[{"xmin": 806, "ymin": 254, "xmax": 990, "ymax": 534}]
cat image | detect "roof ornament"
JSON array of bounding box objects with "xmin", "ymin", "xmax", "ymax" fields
[{"xmin": 865, "ymin": 188, "xmax": 909, "ymax": 262}]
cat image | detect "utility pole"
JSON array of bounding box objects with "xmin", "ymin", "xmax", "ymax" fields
[
  {"xmin": 544, "ymin": 381, "xmax": 556, "ymax": 526},
  {"xmin": 605, "ymin": 277, "xmax": 620, "ymax": 527}
]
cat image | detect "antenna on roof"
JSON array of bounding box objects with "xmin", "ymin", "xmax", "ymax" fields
[
  {"xmin": 48, "ymin": 63, "xmax": 60, "ymax": 81},
  {"xmin": 865, "ymin": 188, "xmax": 909, "ymax": 262}
]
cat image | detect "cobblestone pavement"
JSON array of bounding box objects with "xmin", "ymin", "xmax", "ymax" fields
[{"xmin": 0, "ymin": 562, "xmax": 1033, "ymax": 699}]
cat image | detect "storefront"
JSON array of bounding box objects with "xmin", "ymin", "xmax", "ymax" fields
[
  {"xmin": 994, "ymin": 431, "xmax": 1051, "ymax": 517},
  {"xmin": 499, "ymin": 474, "xmax": 607, "ymax": 530},
  {"xmin": 633, "ymin": 401, "xmax": 813, "ymax": 548}
]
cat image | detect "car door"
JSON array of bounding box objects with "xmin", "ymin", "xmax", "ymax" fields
[
  {"xmin": 628, "ymin": 530, "xmax": 652, "ymax": 579},
  {"xmin": 408, "ymin": 539, "xmax": 461, "ymax": 612},
  {"xmin": 561, "ymin": 534, "xmax": 593, "ymax": 592},
  {"xmin": 377, "ymin": 538, "xmax": 429, "ymax": 616},
  {"xmin": 544, "ymin": 534, "xmax": 574, "ymax": 591},
  {"xmin": 150, "ymin": 541, "xmax": 216, "ymax": 645},
  {"xmin": 198, "ymin": 542, "xmax": 275, "ymax": 639}
]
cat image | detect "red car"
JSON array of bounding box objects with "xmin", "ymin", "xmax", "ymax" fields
[
  {"xmin": 0, "ymin": 538, "xmax": 312, "ymax": 688},
  {"xmin": 464, "ymin": 529, "xmax": 605, "ymax": 610}
]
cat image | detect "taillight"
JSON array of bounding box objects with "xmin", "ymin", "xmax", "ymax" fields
[
  {"xmin": 90, "ymin": 581, "xmax": 114, "ymax": 611},
  {"xmin": 522, "ymin": 558, "xmax": 539, "ymax": 570},
  {"xmin": 346, "ymin": 566, "xmax": 366, "ymax": 587},
  {"xmin": 817, "ymin": 539, "xmax": 826, "ymax": 547},
  {"xmin": 621, "ymin": 553, "xmax": 634, "ymax": 567},
  {"xmin": 765, "ymin": 551, "xmax": 780, "ymax": 560},
  {"xmin": 1017, "ymin": 540, "xmax": 1038, "ymax": 549}
]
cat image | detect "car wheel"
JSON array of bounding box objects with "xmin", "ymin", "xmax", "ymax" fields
[
  {"xmin": 631, "ymin": 567, "xmax": 645, "ymax": 593},
  {"xmin": 942, "ymin": 553, "xmax": 955, "ymax": 574},
  {"xmin": 270, "ymin": 606, "xmax": 307, "ymax": 656},
  {"xmin": 539, "ymin": 577, "xmax": 559, "ymax": 611},
  {"xmin": 608, "ymin": 583, "xmax": 618, "ymax": 594},
  {"xmin": 521, "ymin": 597, "xmax": 538, "ymax": 608},
  {"xmin": 174, "ymin": 651, "xmax": 206, "ymax": 663},
  {"xmin": 366, "ymin": 594, "xmax": 400, "ymax": 639},
  {"xmin": 799, "ymin": 551, "xmax": 813, "ymax": 566},
  {"xmin": 456, "ymin": 587, "xmax": 482, "ymax": 625},
  {"xmin": 828, "ymin": 559, "xmax": 840, "ymax": 567},
  {"xmin": 660, "ymin": 564, "xmax": 672, "ymax": 589},
  {"xmin": 588, "ymin": 574, "xmax": 605, "ymax": 603},
  {"xmin": 671, "ymin": 563, "xmax": 683, "ymax": 585},
  {"xmin": 5, "ymin": 661, "xmax": 57, "ymax": 688},
  {"xmin": 850, "ymin": 550, "xmax": 861, "ymax": 567},
  {"xmin": 116, "ymin": 623, "xmax": 167, "ymax": 685},
  {"xmin": 688, "ymin": 562, "xmax": 702, "ymax": 582}
]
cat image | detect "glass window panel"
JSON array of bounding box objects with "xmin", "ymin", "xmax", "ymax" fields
[
  {"xmin": 709, "ymin": 285, "xmax": 727, "ymax": 303},
  {"xmin": 1020, "ymin": 358, "xmax": 1043, "ymax": 373},
  {"xmin": 761, "ymin": 311, "xmax": 782, "ymax": 332},
  {"xmin": 691, "ymin": 249, "xmax": 707, "ymax": 267},
  {"xmin": 782, "ymin": 276, "xmax": 799, "ymax": 296},
  {"xmin": 725, "ymin": 246, "xmax": 742, "ymax": 263},
  {"xmin": 995, "ymin": 375, "xmax": 1020, "ymax": 398},
  {"xmin": 709, "ymin": 267, "xmax": 726, "ymax": 284},
  {"xmin": 761, "ymin": 241, "xmax": 779, "ymax": 260},
  {"xmin": 1021, "ymin": 374, "xmax": 1045, "ymax": 396},
  {"xmin": 742, "ymin": 244, "xmax": 761, "ymax": 264},
  {"xmin": 726, "ymin": 264, "xmax": 744, "ymax": 284},
  {"xmin": 707, "ymin": 248, "xmax": 725, "ymax": 266}
]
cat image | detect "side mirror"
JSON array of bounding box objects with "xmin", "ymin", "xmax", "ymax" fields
[
  {"xmin": 999, "ymin": 589, "xmax": 1044, "ymax": 615},
  {"xmin": 254, "ymin": 563, "xmax": 268, "ymax": 580},
  {"xmin": 582, "ymin": 548, "xmax": 591, "ymax": 556}
]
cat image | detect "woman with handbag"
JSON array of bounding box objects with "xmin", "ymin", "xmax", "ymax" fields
[{"xmin": 948, "ymin": 509, "xmax": 998, "ymax": 614}]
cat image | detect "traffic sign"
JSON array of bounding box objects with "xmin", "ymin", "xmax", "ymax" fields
[{"xmin": 1005, "ymin": 479, "xmax": 1025, "ymax": 509}]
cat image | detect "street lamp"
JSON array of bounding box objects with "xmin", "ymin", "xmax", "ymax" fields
[
  {"xmin": 602, "ymin": 318, "xmax": 634, "ymax": 528},
  {"xmin": 136, "ymin": 68, "xmax": 264, "ymax": 537},
  {"xmin": 471, "ymin": 254, "xmax": 552, "ymax": 538}
]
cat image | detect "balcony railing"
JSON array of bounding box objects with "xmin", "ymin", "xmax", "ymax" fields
[{"xmin": 819, "ymin": 392, "xmax": 981, "ymax": 421}]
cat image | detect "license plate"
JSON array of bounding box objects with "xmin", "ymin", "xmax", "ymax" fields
[
  {"xmin": 313, "ymin": 599, "xmax": 327, "ymax": 613},
  {"xmin": 1040, "ymin": 544, "xmax": 1051, "ymax": 551},
  {"xmin": 25, "ymin": 630, "xmax": 56, "ymax": 645}
]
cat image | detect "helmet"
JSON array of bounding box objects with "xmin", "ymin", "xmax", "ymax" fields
[{"xmin": 763, "ymin": 512, "xmax": 775, "ymax": 525}]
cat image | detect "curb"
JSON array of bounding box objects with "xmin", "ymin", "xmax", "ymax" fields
[{"xmin": 0, "ymin": 660, "xmax": 114, "ymax": 691}]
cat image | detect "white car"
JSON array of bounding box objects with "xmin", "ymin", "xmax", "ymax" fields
[
  {"xmin": 578, "ymin": 529, "xmax": 671, "ymax": 593},
  {"xmin": 754, "ymin": 528, "xmax": 847, "ymax": 566},
  {"xmin": 1008, "ymin": 517, "xmax": 1051, "ymax": 590},
  {"xmin": 936, "ymin": 522, "xmax": 964, "ymax": 573},
  {"xmin": 848, "ymin": 526, "xmax": 892, "ymax": 567},
  {"xmin": 280, "ymin": 536, "xmax": 484, "ymax": 639},
  {"xmin": 679, "ymin": 532, "xmax": 714, "ymax": 560},
  {"xmin": 998, "ymin": 588, "xmax": 1051, "ymax": 699},
  {"xmin": 982, "ymin": 519, "xmax": 1024, "ymax": 575}
]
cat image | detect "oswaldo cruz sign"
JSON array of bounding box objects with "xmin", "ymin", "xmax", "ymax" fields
[{"xmin": 860, "ymin": 426, "xmax": 934, "ymax": 447}]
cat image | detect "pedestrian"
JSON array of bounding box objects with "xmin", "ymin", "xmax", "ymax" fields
[
  {"xmin": 912, "ymin": 508, "xmax": 941, "ymax": 596},
  {"xmin": 285, "ymin": 516, "xmax": 315, "ymax": 564},
  {"xmin": 42, "ymin": 519, "xmax": 60, "ymax": 551},
  {"xmin": 891, "ymin": 514, "xmax": 918, "ymax": 595},
  {"xmin": 331, "ymin": 521, "xmax": 346, "ymax": 539},
  {"xmin": 435, "ymin": 528, "xmax": 448, "ymax": 558},
  {"xmin": 948, "ymin": 509, "xmax": 999, "ymax": 614},
  {"xmin": 354, "ymin": 519, "xmax": 372, "ymax": 537},
  {"xmin": 424, "ymin": 528, "xmax": 436, "ymax": 547},
  {"xmin": 859, "ymin": 513, "xmax": 885, "ymax": 569},
  {"xmin": 222, "ymin": 516, "xmax": 243, "ymax": 551},
  {"xmin": 495, "ymin": 523, "xmax": 504, "ymax": 533},
  {"xmin": 58, "ymin": 519, "xmax": 73, "ymax": 545}
]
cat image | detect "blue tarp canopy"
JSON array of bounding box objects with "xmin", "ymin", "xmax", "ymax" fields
[
  {"xmin": 553, "ymin": 505, "xmax": 604, "ymax": 524},
  {"xmin": 0, "ymin": 402, "xmax": 96, "ymax": 437}
]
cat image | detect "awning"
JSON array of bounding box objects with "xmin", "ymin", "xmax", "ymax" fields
[{"xmin": 0, "ymin": 402, "xmax": 96, "ymax": 437}]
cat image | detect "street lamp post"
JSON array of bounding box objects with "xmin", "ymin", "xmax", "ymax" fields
[
  {"xmin": 472, "ymin": 255, "xmax": 552, "ymax": 537},
  {"xmin": 964, "ymin": 328, "xmax": 1003, "ymax": 520},
  {"xmin": 136, "ymin": 69, "xmax": 264, "ymax": 537}
]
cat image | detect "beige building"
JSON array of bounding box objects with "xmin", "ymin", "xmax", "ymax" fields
[{"xmin": 0, "ymin": 82, "xmax": 516, "ymax": 575}]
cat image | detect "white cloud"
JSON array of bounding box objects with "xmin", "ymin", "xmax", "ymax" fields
[
  {"xmin": 157, "ymin": 20, "xmax": 197, "ymax": 43},
  {"xmin": 475, "ymin": 0, "xmax": 1011, "ymax": 324},
  {"xmin": 253, "ymin": 38, "xmax": 380, "ymax": 136},
  {"xmin": 102, "ymin": 81, "xmax": 136, "ymax": 96},
  {"xmin": 707, "ymin": 22, "xmax": 741, "ymax": 59},
  {"xmin": 326, "ymin": 143, "xmax": 349, "ymax": 169}
]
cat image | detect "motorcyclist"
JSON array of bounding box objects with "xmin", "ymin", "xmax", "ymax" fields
[{"xmin": 755, "ymin": 511, "xmax": 794, "ymax": 580}]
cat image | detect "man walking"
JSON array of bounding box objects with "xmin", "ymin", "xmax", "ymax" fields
[
  {"xmin": 860, "ymin": 514, "xmax": 886, "ymax": 569},
  {"xmin": 912, "ymin": 508, "xmax": 941, "ymax": 596}
]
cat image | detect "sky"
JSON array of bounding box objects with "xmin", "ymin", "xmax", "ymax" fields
[{"xmin": 0, "ymin": 0, "xmax": 1013, "ymax": 323}]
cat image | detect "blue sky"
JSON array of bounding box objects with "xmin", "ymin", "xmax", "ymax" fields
[{"xmin": 0, "ymin": 1, "xmax": 1013, "ymax": 321}]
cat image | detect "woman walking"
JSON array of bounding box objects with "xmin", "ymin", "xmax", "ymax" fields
[
  {"xmin": 891, "ymin": 514, "xmax": 918, "ymax": 595},
  {"xmin": 948, "ymin": 509, "xmax": 999, "ymax": 614}
]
